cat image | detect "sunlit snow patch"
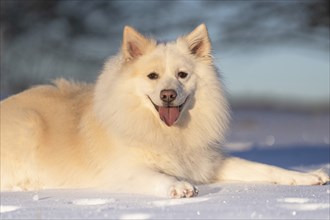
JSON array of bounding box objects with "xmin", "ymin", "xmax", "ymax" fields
[
  {"xmin": 0, "ymin": 205, "xmax": 20, "ymax": 213},
  {"xmin": 277, "ymin": 197, "xmax": 330, "ymax": 211},
  {"xmin": 120, "ymin": 213, "xmax": 151, "ymax": 220},
  {"xmin": 71, "ymin": 198, "xmax": 115, "ymax": 206},
  {"xmin": 277, "ymin": 197, "xmax": 310, "ymax": 203},
  {"xmin": 151, "ymin": 197, "xmax": 209, "ymax": 207},
  {"xmin": 281, "ymin": 203, "xmax": 330, "ymax": 211}
]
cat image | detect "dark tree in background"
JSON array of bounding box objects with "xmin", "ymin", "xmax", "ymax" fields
[
  {"xmin": 2, "ymin": 0, "xmax": 328, "ymax": 46},
  {"xmin": 218, "ymin": 1, "xmax": 329, "ymax": 46}
]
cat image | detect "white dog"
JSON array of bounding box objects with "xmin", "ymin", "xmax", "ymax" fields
[{"xmin": 1, "ymin": 24, "xmax": 328, "ymax": 198}]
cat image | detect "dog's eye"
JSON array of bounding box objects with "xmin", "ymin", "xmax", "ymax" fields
[
  {"xmin": 178, "ymin": 71, "xmax": 188, "ymax": 79},
  {"xmin": 147, "ymin": 72, "xmax": 159, "ymax": 80}
]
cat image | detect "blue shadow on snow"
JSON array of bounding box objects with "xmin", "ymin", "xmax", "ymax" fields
[{"xmin": 230, "ymin": 144, "xmax": 330, "ymax": 169}]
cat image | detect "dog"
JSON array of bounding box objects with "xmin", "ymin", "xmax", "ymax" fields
[{"xmin": 1, "ymin": 24, "xmax": 328, "ymax": 198}]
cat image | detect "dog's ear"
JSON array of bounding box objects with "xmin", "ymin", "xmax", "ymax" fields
[
  {"xmin": 184, "ymin": 24, "xmax": 212, "ymax": 61},
  {"xmin": 122, "ymin": 26, "xmax": 156, "ymax": 61}
]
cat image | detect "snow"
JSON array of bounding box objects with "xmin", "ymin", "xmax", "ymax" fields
[
  {"xmin": 1, "ymin": 184, "xmax": 329, "ymax": 219},
  {"xmin": 1, "ymin": 110, "xmax": 329, "ymax": 219}
]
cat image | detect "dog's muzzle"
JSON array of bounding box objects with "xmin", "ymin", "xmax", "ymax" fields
[{"xmin": 148, "ymin": 91, "xmax": 188, "ymax": 127}]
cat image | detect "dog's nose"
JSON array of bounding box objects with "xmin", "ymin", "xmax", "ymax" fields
[{"xmin": 160, "ymin": 89, "xmax": 177, "ymax": 103}]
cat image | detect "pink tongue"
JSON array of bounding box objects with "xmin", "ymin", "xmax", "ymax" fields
[{"xmin": 158, "ymin": 106, "xmax": 180, "ymax": 126}]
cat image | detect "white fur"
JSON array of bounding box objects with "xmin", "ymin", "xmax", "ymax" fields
[{"xmin": 0, "ymin": 24, "xmax": 328, "ymax": 198}]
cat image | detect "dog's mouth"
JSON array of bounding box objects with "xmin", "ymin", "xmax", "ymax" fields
[{"xmin": 148, "ymin": 97, "xmax": 188, "ymax": 127}]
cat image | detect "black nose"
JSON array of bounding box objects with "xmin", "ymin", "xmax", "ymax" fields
[{"xmin": 160, "ymin": 89, "xmax": 177, "ymax": 103}]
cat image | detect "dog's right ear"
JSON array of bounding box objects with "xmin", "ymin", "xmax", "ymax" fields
[
  {"xmin": 122, "ymin": 26, "xmax": 156, "ymax": 61},
  {"xmin": 184, "ymin": 24, "xmax": 212, "ymax": 62}
]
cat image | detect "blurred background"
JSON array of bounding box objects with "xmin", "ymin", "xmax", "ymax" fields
[{"xmin": 1, "ymin": 0, "xmax": 329, "ymax": 111}]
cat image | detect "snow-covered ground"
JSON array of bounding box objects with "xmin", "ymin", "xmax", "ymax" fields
[{"xmin": 1, "ymin": 110, "xmax": 329, "ymax": 219}]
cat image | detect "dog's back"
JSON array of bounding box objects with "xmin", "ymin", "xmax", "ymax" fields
[{"xmin": 0, "ymin": 80, "xmax": 94, "ymax": 190}]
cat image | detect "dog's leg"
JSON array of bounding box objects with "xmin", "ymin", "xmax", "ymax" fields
[
  {"xmin": 106, "ymin": 167, "xmax": 198, "ymax": 198},
  {"xmin": 216, "ymin": 157, "xmax": 329, "ymax": 185},
  {"xmin": 140, "ymin": 170, "xmax": 199, "ymax": 198}
]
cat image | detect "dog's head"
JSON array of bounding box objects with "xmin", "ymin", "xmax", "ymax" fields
[{"xmin": 121, "ymin": 24, "xmax": 213, "ymax": 127}]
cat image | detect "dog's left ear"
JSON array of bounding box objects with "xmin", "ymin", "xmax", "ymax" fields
[
  {"xmin": 184, "ymin": 24, "xmax": 212, "ymax": 61},
  {"xmin": 122, "ymin": 26, "xmax": 156, "ymax": 61}
]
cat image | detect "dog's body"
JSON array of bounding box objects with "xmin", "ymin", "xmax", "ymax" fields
[{"xmin": 1, "ymin": 24, "xmax": 328, "ymax": 198}]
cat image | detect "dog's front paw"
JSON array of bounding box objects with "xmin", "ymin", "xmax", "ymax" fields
[{"xmin": 169, "ymin": 181, "xmax": 198, "ymax": 198}]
